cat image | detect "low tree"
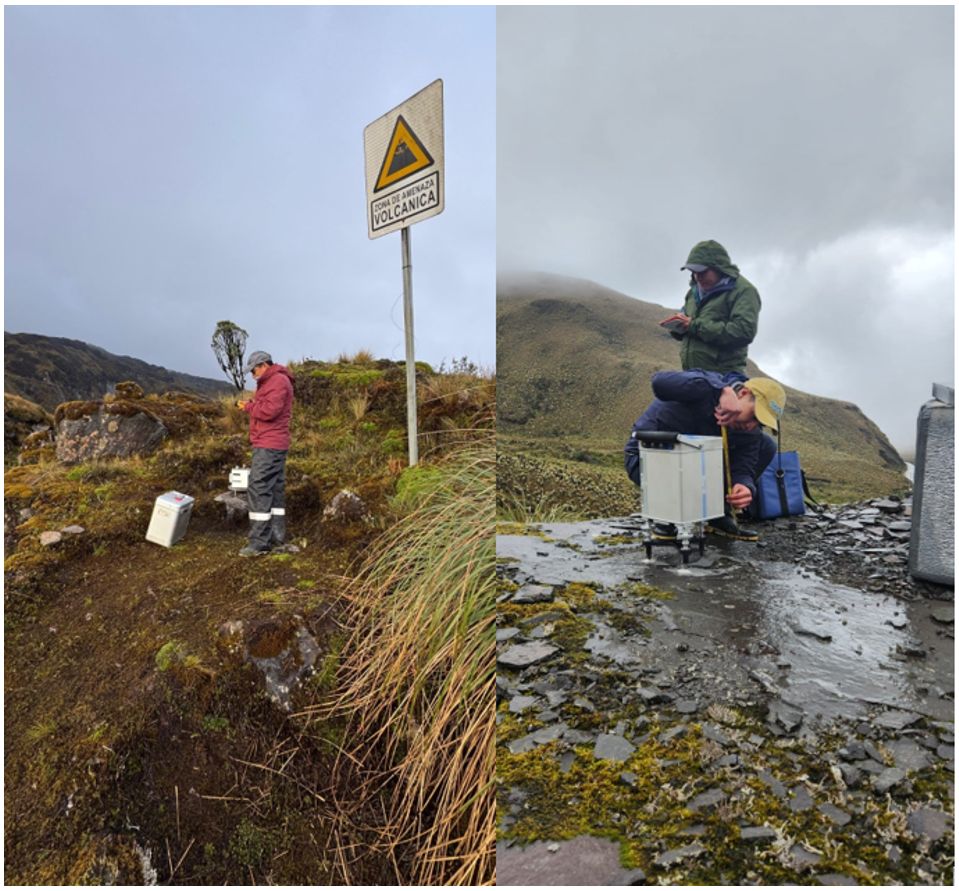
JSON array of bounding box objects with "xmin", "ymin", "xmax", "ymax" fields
[{"xmin": 211, "ymin": 320, "xmax": 249, "ymax": 391}]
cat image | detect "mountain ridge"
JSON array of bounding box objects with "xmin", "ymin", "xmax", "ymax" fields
[{"xmin": 5, "ymin": 331, "xmax": 234, "ymax": 411}]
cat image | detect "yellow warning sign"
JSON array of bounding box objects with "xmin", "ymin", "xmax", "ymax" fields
[{"xmin": 374, "ymin": 115, "xmax": 434, "ymax": 193}]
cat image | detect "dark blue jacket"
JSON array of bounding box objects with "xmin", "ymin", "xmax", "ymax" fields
[{"xmin": 624, "ymin": 369, "xmax": 768, "ymax": 495}]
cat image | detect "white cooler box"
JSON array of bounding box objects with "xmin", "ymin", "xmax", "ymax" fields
[
  {"xmin": 146, "ymin": 491, "xmax": 195, "ymax": 547},
  {"xmin": 639, "ymin": 433, "xmax": 725, "ymax": 524}
]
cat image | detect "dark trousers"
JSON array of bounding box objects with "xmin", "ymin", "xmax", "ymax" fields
[{"xmin": 247, "ymin": 447, "xmax": 287, "ymax": 550}]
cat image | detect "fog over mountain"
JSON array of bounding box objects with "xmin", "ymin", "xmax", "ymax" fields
[{"xmin": 497, "ymin": 5, "xmax": 954, "ymax": 451}]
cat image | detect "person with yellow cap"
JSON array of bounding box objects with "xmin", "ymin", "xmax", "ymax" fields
[{"xmin": 624, "ymin": 369, "xmax": 786, "ymax": 540}]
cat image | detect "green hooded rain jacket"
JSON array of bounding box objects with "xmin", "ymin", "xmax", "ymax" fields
[{"xmin": 673, "ymin": 240, "xmax": 760, "ymax": 374}]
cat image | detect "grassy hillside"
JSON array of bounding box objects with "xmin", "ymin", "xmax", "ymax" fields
[
  {"xmin": 497, "ymin": 271, "xmax": 908, "ymax": 513},
  {"xmin": 5, "ymin": 331, "xmax": 234, "ymax": 411},
  {"xmin": 4, "ymin": 354, "xmax": 494, "ymax": 884}
]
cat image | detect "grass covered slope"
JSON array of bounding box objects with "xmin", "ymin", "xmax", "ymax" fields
[
  {"xmin": 4, "ymin": 354, "xmax": 495, "ymax": 885},
  {"xmin": 497, "ymin": 271, "xmax": 908, "ymax": 512}
]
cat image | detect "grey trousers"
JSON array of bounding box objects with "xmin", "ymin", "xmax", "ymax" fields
[{"xmin": 247, "ymin": 447, "xmax": 288, "ymax": 550}]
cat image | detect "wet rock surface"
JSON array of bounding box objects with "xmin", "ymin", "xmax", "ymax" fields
[{"xmin": 496, "ymin": 502, "xmax": 954, "ymax": 885}]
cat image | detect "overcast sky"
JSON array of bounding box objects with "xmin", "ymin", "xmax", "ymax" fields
[
  {"xmin": 497, "ymin": 5, "xmax": 954, "ymax": 451},
  {"xmin": 5, "ymin": 5, "xmax": 495, "ymax": 382}
]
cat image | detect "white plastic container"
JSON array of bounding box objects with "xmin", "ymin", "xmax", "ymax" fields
[
  {"xmin": 229, "ymin": 467, "xmax": 250, "ymax": 492},
  {"xmin": 145, "ymin": 491, "xmax": 195, "ymax": 547},
  {"xmin": 639, "ymin": 434, "xmax": 724, "ymax": 524}
]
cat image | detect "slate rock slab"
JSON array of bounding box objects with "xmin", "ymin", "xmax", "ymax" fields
[
  {"xmin": 509, "ymin": 695, "xmax": 538, "ymax": 714},
  {"xmin": 790, "ymin": 844, "xmax": 823, "ymax": 870},
  {"xmin": 498, "ymin": 642, "xmax": 559, "ymax": 670},
  {"xmin": 688, "ymin": 788, "xmax": 725, "ymax": 812},
  {"xmin": 654, "ymin": 843, "xmax": 705, "ymax": 868},
  {"xmin": 819, "ymin": 803, "xmax": 851, "ymax": 826},
  {"xmin": 507, "ymin": 722, "xmax": 568, "ymax": 755},
  {"xmin": 885, "ymin": 738, "xmax": 933, "ymax": 773},
  {"xmin": 906, "ymin": 807, "xmax": 951, "ymax": 842},
  {"xmin": 872, "ymin": 767, "xmax": 908, "ymax": 794},
  {"xmin": 874, "ymin": 709, "xmax": 922, "ymax": 731},
  {"xmin": 512, "ymin": 583, "xmax": 555, "ymax": 604},
  {"xmin": 741, "ymin": 826, "xmax": 777, "ymax": 842},
  {"xmin": 789, "ymin": 785, "xmax": 814, "ymax": 813},
  {"xmin": 39, "ymin": 530, "xmax": 63, "ymax": 547},
  {"xmin": 496, "ymin": 836, "xmax": 646, "ymax": 886},
  {"xmin": 594, "ymin": 734, "xmax": 636, "ymax": 763}
]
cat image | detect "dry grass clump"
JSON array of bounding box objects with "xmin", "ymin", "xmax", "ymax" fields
[
  {"xmin": 315, "ymin": 438, "xmax": 495, "ymax": 885},
  {"xmin": 5, "ymin": 392, "xmax": 54, "ymax": 426},
  {"xmin": 336, "ymin": 348, "xmax": 376, "ymax": 366}
]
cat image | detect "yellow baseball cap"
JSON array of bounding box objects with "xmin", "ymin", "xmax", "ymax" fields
[{"xmin": 744, "ymin": 378, "xmax": 786, "ymax": 431}]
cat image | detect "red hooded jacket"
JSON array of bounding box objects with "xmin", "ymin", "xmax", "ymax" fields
[{"xmin": 243, "ymin": 363, "xmax": 295, "ymax": 450}]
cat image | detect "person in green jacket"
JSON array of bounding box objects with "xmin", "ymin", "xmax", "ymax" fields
[{"xmin": 659, "ymin": 240, "xmax": 760, "ymax": 374}]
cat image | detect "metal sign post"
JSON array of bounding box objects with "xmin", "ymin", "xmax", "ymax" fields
[
  {"xmin": 400, "ymin": 225, "xmax": 417, "ymax": 465},
  {"xmin": 364, "ymin": 79, "xmax": 445, "ymax": 467}
]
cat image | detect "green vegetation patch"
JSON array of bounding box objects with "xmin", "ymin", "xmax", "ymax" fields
[
  {"xmin": 624, "ymin": 581, "xmax": 675, "ymax": 601},
  {"xmin": 498, "ymin": 714, "xmax": 953, "ymax": 884}
]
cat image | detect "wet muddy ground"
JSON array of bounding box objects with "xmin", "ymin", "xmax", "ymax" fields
[{"xmin": 496, "ymin": 509, "xmax": 954, "ymax": 885}]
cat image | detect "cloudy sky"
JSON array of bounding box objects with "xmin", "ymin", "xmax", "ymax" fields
[
  {"xmin": 6, "ymin": 5, "xmax": 495, "ymax": 381},
  {"xmin": 497, "ymin": 5, "xmax": 954, "ymax": 451}
]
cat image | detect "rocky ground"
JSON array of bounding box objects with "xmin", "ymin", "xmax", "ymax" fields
[{"xmin": 495, "ymin": 498, "xmax": 954, "ymax": 885}]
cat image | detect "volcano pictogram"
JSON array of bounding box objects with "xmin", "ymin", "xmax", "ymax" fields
[{"xmin": 374, "ymin": 115, "xmax": 434, "ymax": 192}]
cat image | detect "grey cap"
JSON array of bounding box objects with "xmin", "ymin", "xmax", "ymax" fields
[
  {"xmin": 681, "ymin": 263, "xmax": 709, "ymax": 273},
  {"xmin": 244, "ymin": 350, "xmax": 272, "ymax": 373}
]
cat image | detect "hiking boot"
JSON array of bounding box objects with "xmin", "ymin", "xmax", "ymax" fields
[
  {"xmin": 651, "ymin": 522, "xmax": 678, "ymax": 541},
  {"xmin": 238, "ymin": 544, "xmax": 271, "ymax": 557},
  {"xmin": 705, "ymin": 515, "xmax": 759, "ymax": 542}
]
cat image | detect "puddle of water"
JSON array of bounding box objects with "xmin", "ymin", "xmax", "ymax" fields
[{"xmin": 499, "ymin": 522, "xmax": 954, "ymax": 726}]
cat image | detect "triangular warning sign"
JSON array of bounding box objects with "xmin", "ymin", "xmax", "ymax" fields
[{"xmin": 374, "ymin": 115, "xmax": 434, "ymax": 192}]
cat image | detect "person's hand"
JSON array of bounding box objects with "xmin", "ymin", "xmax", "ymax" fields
[
  {"xmin": 660, "ymin": 312, "xmax": 691, "ymax": 331},
  {"xmin": 726, "ymin": 483, "xmax": 752, "ymax": 510},
  {"xmin": 237, "ymin": 400, "xmax": 248, "ymax": 410},
  {"xmin": 714, "ymin": 387, "xmax": 741, "ymax": 426}
]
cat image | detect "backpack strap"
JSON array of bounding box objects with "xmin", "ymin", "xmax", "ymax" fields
[{"xmin": 773, "ymin": 425, "xmax": 789, "ymax": 516}]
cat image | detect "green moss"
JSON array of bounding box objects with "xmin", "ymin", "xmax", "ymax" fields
[
  {"xmin": 593, "ymin": 534, "xmax": 634, "ymax": 546},
  {"xmin": 201, "ymin": 715, "xmax": 230, "ymax": 734},
  {"xmin": 155, "ymin": 640, "xmax": 184, "ymax": 671},
  {"xmin": 557, "ymin": 582, "xmax": 600, "ymax": 608},
  {"xmin": 382, "ymin": 432, "xmax": 406, "ymax": 456},
  {"xmin": 551, "ymin": 614, "xmax": 594, "ymax": 652},
  {"xmin": 228, "ymin": 819, "xmax": 281, "ymax": 868},
  {"xmin": 624, "ymin": 581, "xmax": 675, "ymax": 601}
]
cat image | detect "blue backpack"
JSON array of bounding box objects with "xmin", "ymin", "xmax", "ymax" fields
[{"xmin": 754, "ymin": 448, "xmax": 817, "ymax": 520}]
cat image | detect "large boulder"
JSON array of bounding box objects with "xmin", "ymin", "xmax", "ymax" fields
[
  {"xmin": 55, "ymin": 402, "xmax": 168, "ymax": 464},
  {"xmin": 53, "ymin": 389, "xmax": 223, "ymax": 465}
]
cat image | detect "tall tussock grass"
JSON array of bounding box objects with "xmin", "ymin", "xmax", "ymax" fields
[{"xmin": 318, "ymin": 437, "xmax": 495, "ymax": 885}]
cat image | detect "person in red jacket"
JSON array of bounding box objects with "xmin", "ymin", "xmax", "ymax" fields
[{"xmin": 236, "ymin": 350, "xmax": 295, "ymax": 555}]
